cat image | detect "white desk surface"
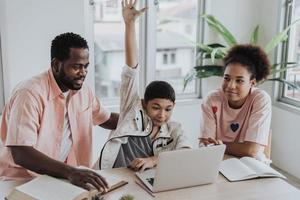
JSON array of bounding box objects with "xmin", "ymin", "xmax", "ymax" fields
[{"xmin": 1, "ymin": 167, "xmax": 300, "ymax": 200}]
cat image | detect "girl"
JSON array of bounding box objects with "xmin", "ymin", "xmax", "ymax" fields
[{"xmin": 200, "ymin": 44, "xmax": 271, "ymax": 163}]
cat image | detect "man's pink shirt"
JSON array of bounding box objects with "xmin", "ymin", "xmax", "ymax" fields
[{"xmin": 0, "ymin": 69, "xmax": 110, "ymax": 180}]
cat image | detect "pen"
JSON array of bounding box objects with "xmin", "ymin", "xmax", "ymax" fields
[{"xmin": 135, "ymin": 180, "xmax": 155, "ymax": 198}]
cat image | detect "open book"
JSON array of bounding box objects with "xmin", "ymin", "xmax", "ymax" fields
[
  {"xmin": 220, "ymin": 157, "xmax": 286, "ymax": 182},
  {"xmin": 6, "ymin": 170, "xmax": 128, "ymax": 200}
]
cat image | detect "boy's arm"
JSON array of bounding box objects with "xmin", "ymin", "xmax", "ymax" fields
[
  {"xmin": 122, "ymin": 0, "xmax": 147, "ymax": 68},
  {"xmin": 117, "ymin": 1, "xmax": 147, "ymax": 119}
]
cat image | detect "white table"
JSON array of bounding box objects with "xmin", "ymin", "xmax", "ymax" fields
[{"xmin": 1, "ymin": 168, "xmax": 300, "ymax": 200}]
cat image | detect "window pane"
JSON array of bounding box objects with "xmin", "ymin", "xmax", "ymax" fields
[
  {"xmin": 155, "ymin": 0, "xmax": 197, "ymax": 94},
  {"xmin": 283, "ymin": 0, "xmax": 300, "ymax": 101},
  {"xmin": 94, "ymin": 0, "xmax": 139, "ymax": 100},
  {"xmin": 0, "ymin": 35, "xmax": 4, "ymax": 113}
]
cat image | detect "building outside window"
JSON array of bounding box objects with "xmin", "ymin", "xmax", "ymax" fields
[
  {"xmin": 93, "ymin": 0, "xmax": 200, "ymax": 103},
  {"xmin": 155, "ymin": 0, "xmax": 198, "ymax": 95}
]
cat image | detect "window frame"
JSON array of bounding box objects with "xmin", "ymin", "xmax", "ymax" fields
[
  {"xmin": 0, "ymin": 33, "xmax": 4, "ymax": 114},
  {"xmin": 141, "ymin": 0, "xmax": 202, "ymax": 100},
  {"xmin": 94, "ymin": 0, "xmax": 202, "ymax": 106},
  {"xmin": 276, "ymin": 0, "xmax": 300, "ymax": 108}
]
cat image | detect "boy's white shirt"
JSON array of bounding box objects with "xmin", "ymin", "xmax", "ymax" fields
[{"xmin": 100, "ymin": 65, "xmax": 191, "ymax": 169}]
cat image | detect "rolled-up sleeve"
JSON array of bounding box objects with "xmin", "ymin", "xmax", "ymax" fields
[{"xmin": 92, "ymin": 96, "xmax": 111, "ymax": 125}]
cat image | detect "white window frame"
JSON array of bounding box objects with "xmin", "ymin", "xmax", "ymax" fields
[
  {"xmin": 0, "ymin": 34, "xmax": 4, "ymax": 114},
  {"xmin": 93, "ymin": 0, "xmax": 203, "ymax": 106},
  {"xmin": 141, "ymin": 0, "xmax": 202, "ymax": 100},
  {"xmin": 276, "ymin": 0, "xmax": 300, "ymax": 109}
]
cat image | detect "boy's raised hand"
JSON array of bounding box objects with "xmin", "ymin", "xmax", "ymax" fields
[{"xmin": 122, "ymin": 0, "xmax": 147, "ymax": 24}]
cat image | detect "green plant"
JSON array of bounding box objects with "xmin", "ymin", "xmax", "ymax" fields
[
  {"xmin": 183, "ymin": 14, "xmax": 300, "ymax": 90},
  {"xmin": 119, "ymin": 194, "xmax": 135, "ymax": 200}
]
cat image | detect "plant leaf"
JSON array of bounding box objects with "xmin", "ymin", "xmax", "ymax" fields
[
  {"xmin": 271, "ymin": 62, "xmax": 298, "ymax": 69},
  {"xmin": 196, "ymin": 43, "xmax": 213, "ymax": 54},
  {"xmin": 264, "ymin": 19, "xmax": 300, "ymax": 54},
  {"xmin": 270, "ymin": 66, "xmax": 298, "ymax": 75},
  {"xmin": 194, "ymin": 65, "xmax": 224, "ymax": 78},
  {"xmin": 207, "ymin": 43, "xmax": 226, "ymax": 48},
  {"xmin": 211, "ymin": 48, "xmax": 220, "ymax": 63},
  {"xmin": 250, "ymin": 25, "xmax": 259, "ymax": 44},
  {"xmin": 202, "ymin": 14, "xmax": 237, "ymax": 46},
  {"xmin": 267, "ymin": 78, "xmax": 300, "ymax": 89},
  {"xmin": 183, "ymin": 69, "xmax": 196, "ymax": 91}
]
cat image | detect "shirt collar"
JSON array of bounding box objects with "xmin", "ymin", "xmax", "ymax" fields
[
  {"xmin": 156, "ymin": 123, "xmax": 170, "ymax": 138},
  {"xmin": 47, "ymin": 68, "xmax": 78, "ymax": 100}
]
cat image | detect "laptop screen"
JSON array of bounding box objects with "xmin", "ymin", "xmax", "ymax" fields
[{"xmin": 146, "ymin": 177, "xmax": 154, "ymax": 186}]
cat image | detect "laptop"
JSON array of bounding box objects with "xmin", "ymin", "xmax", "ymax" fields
[{"xmin": 135, "ymin": 144, "xmax": 226, "ymax": 193}]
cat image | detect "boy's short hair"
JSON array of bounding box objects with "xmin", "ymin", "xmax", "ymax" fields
[{"xmin": 144, "ymin": 81, "xmax": 176, "ymax": 103}]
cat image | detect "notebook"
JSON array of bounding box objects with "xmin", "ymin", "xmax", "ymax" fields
[
  {"xmin": 135, "ymin": 144, "xmax": 226, "ymax": 193},
  {"xmin": 6, "ymin": 168, "xmax": 128, "ymax": 200},
  {"xmin": 220, "ymin": 157, "xmax": 286, "ymax": 182}
]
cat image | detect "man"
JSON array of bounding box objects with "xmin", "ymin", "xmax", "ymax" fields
[{"xmin": 0, "ymin": 32, "xmax": 118, "ymax": 191}]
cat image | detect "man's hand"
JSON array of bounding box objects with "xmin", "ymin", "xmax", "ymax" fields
[
  {"xmin": 67, "ymin": 168, "xmax": 109, "ymax": 192},
  {"xmin": 199, "ymin": 137, "xmax": 223, "ymax": 147},
  {"xmin": 129, "ymin": 156, "xmax": 157, "ymax": 172},
  {"xmin": 10, "ymin": 146, "xmax": 109, "ymax": 192},
  {"xmin": 122, "ymin": 0, "xmax": 147, "ymax": 25}
]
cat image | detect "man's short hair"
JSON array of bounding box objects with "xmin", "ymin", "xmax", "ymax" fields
[
  {"xmin": 144, "ymin": 81, "xmax": 176, "ymax": 103},
  {"xmin": 51, "ymin": 32, "xmax": 89, "ymax": 61}
]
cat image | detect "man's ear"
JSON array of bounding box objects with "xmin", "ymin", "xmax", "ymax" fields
[{"xmin": 51, "ymin": 58, "xmax": 61, "ymax": 74}]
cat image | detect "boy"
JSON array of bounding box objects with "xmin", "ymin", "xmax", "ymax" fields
[{"xmin": 99, "ymin": 0, "xmax": 191, "ymax": 171}]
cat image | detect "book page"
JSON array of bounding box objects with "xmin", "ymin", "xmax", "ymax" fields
[
  {"xmin": 14, "ymin": 175, "xmax": 88, "ymax": 200},
  {"xmin": 95, "ymin": 170, "xmax": 128, "ymax": 191},
  {"xmin": 240, "ymin": 157, "xmax": 285, "ymax": 178},
  {"xmin": 77, "ymin": 167, "xmax": 128, "ymax": 192},
  {"xmin": 220, "ymin": 158, "xmax": 257, "ymax": 181}
]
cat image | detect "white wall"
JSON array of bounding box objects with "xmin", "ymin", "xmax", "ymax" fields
[
  {"xmin": 271, "ymin": 106, "xmax": 300, "ymax": 178},
  {"xmin": 0, "ymin": 0, "xmax": 94, "ymax": 101}
]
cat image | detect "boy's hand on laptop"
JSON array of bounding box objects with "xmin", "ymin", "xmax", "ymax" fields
[
  {"xmin": 129, "ymin": 156, "xmax": 158, "ymax": 172},
  {"xmin": 199, "ymin": 137, "xmax": 223, "ymax": 147}
]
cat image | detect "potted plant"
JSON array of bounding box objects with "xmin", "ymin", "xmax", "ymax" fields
[
  {"xmin": 183, "ymin": 14, "xmax": 300, "ymax": 91},
  {"xmin": 119, "ymin": 194, "xmax": 135, "ymax": 200}
]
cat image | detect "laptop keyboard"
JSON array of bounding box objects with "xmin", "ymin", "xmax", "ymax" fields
[{"xmin": 146, "ymin": 178, "xmax": 154, "ymax": 186}]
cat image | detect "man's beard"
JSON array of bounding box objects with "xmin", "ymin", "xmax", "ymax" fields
[{"xmin": 58, "ymin": 70, "xmax": 85, "ymax": 90}]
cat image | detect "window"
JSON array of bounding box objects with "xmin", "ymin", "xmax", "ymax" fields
[
  {"xmin": 93, "ymin": 0, "xmax": 201, "ymax": 104},
  {"xmin": 171, "ymin": 53, "xmax": 176, "ymax": 64},
  {"xmin": 93, "ymin": 0, "xmax": 139, "ymax": 101},
  {"xmin": 278, "ymin": 0, "xmax": 300, "ymax": 107},
  {"xmin": 0, "ymin": 35, "xmax": 4, "ymax": 113},
  {"xmin": 154, "ymin": 0, "xmax": 199, "ymax": 95},
  {"xmin": 163, "ymin": 53, "xmax": 168, "ymax": 64}
]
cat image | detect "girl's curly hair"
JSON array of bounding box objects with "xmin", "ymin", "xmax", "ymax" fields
[{"xmin": 223, "ymin": 44, "xmax": 271, "ymax": 82}]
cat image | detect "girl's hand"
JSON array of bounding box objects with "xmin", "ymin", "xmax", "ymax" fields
[{"xmin": 199, "ymin": 137, "xmax": 223, "ymax": 147}]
